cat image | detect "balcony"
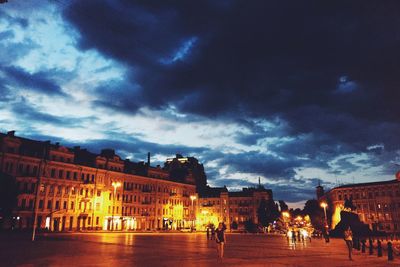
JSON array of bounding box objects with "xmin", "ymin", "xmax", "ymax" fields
[
  {"xmin": 18, "ymin": 190, "xmax": 35, "ymax": 195},
  {"xmin": 79, "ymin": 195, "xmax": 91, "ymax": 202},
  {"xmin": 141, "ymin": 212, "xmax": 150, "ymax": 217},
  {"xmin": 142, "ymin": 200, "xmax": 152, "ymax": 205}
]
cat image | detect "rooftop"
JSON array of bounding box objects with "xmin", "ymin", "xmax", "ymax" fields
[{"xmin": 332, "ymin": 179, "xmax": 399, "ymax": 190}]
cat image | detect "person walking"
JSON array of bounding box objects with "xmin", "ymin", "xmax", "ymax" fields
[
  {"xmin": 215, "ymin": 222, "xmax": 226, "ymax": 258},
  {"xmin": 206, "ymin": 227, "xmax": 210, "ymax": 240},
  {"xmin": 291, "ymin": 229, "xmax": 296, "ymax": 244},
  {"xmin": 344, "ymin": 226, "xmax": 353, "ymax": 260},
  {"xmin": 211, "ymin": 225, "xmax": 215, "ymax": 240}
]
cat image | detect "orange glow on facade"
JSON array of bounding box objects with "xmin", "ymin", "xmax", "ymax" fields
[
  {"xmin": 196, "ymin": 209, "xmax": 218, "ymax": 230},
  {"xmin": 331, "ymin": 204, "xmax": 342, "ymax": 229}
]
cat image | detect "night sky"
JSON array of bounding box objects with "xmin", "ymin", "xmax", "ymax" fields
[{"xmin": 1, "ymin": 1, "xmax": 400, "ymax": 207}]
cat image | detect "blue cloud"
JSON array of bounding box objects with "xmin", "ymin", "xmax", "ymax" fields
[{"xmin": 1, "ymin": 66, "xmax": 66, "ymax": 96}]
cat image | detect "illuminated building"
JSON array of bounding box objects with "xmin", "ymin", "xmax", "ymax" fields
[
  {"xmin": 196, "ymin": 186, "xmax": 273, "ymax": 230},
  {"xmin": 0, "ymin": 131, "xmax": 196, "ymax": 231},
  {"xmin": 318, "ymin": 177, "xmax": 400, "ymax": 233}
]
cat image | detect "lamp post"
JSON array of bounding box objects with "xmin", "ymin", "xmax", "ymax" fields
[
  {"xmin": 111, "ymin": 181, "xmax": 121, "ymax": 231},
  {"xmin": 190, "ymin": 195, "xmax": 196, "ymax": 231},
  {"xmin": 320, "ymin": 202, "xmax": 328, "ymax": 228},
  {"xmin": 282, "ymin": 211, "xmax": 290, "ymax": 230}
]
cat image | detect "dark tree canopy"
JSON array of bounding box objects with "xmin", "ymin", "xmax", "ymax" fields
[
  {"xmin": 303, "ymin": 199, "xmax": 325, "ymax": 230},
  {"xmin": 279, "ymin": 200, "xmax": 289, "ymax": 211},
  {"xmin": 0, "ymin": 172, "xmax": 18, "ymax": 220}
]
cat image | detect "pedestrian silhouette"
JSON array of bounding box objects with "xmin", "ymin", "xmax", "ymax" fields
[
  {"xmin": 343, "ymin": 227, "xmax": 353, "ymax": 260},
  {"xmin": 377, "ymin": 240, "xmax": 382, "ymax": 257},
  {"xmin": 388, "ymin": 241, "xmax": 394, "ymax": 261}
]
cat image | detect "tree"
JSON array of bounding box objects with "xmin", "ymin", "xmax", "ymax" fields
[
  {"xmin": 257, "ymin": 198, "xmax": 268, "ymax": 227},
  {"xmin": 0, "ymin": 172, "xmax": 18, "ymax": 229},
  {"xmin": 290, "ymin": 208, "xmax": 303, "ymax": 218},
  {"xmin": 279, "ymin": 200, "xmax": 289, "ymax": 212},
  {"xmin": 303, "ymin": 199, "xmax": 324, "ymax": 230},
  {"xmin": 266, "ymin": 199, "xmax": 280, "ymax": 224}
]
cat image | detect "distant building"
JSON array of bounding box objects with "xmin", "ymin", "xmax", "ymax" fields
[
  {"xmin": 197, "ymin": 185, "xmax": 273, "ymax": 230},
  {"xmin": 164, "ymin": 154, "xmax": 206, "ymax": 191},
  {"xmin": 318, "ymin": 177, "xmax": 400, "ymax": 233}
]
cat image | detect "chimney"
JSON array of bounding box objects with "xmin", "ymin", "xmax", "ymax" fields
[
  {"xmin": 7, "ymin": 130, "xmax": 15, "ymax": 137},
  {"xmin": 147, "ymin": 152, "xmax": 150, "ymax": 166}
]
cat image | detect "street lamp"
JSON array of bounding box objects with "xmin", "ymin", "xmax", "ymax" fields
[
  {"xmin": 190, "ymin": 195, "xmax": 196, "ymax": 231},
  {"xmin": 320, "ymin": 202, "xmax": 328, "ymax": 228},
  {"xmin": 282, "ymin": 211, "xmax": 290, "ymax": 230},
  {"xmin": 111, "ymin": 181, "xmax": 121, "ymax": 231}
]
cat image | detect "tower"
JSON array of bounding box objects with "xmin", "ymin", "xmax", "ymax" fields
[{"xmin": 316, "ymin": 180, "xmax": 324, "ymax": 200}]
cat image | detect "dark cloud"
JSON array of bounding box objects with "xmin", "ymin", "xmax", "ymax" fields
[
  {"xmin": 64, "ymin": 1, "xmax": 400, "ymax": 120},
  {"xmin": 64, "ymin": 0, "xmax": 400, "ymax": 140},
  {"xmin": 216, "ymin": 151, "xmax": 302, "ymax": 180},
  {"xmin": 0, "ymin": 66, "xmax": 66, "ymax": 96}
]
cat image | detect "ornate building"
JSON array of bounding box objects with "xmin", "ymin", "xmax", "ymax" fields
[
  {"xmin": 318, "ymin": 177, "xmax": 400, "ymax": 233},
  {"xmin": 0, "ymin": 131, "xmax": 196, "ymax": 231}
]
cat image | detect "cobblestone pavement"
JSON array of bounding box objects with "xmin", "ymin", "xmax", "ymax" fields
[{"xmin": 0, "ymin": 232, "xmax": 399, "ymax": 266}]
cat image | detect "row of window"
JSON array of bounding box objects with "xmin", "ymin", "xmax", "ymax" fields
[
  {"xmin": 4, "ymin": 162, "xmax": 38, "ymax": 176},
  {"xmin": 38, "ymin": 183, "xmax": 101, "ymax": 198},
  {"xmin": 123, "ymin": 182, "xmax": 191, "ymax": 196},
  {"xmin": 349, "ymin": 202, "xmax": 400, "ymax": 212},
  {"xmin": 49, "ymin": 168, "xmax": 96, "ymax": 183},
  {"xmin": 19, "ymin": 198, "xmax": 96, "ymax": 212},
  {"xmin": 121, "ymin": 194, "xmax": 189, "ymax": 207},
  {"xmin": 336, "ymin": 188, "xmax": 400, "ymax": 200},
  {"xmin": 50, "ymin": 154, "xmax": 73, "ymax": 163}
]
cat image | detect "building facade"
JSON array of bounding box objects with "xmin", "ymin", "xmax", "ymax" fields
[
  {"xmin": 0, "ymin": 131, "xmax": 196, "ymax": 231},
  {"xmin": 318, "ymin": 178, "xmax": 400, "ymax": 233},
  {"xmin": 196, "ymin": 186, "xmax": 272, "ymax": 230}
]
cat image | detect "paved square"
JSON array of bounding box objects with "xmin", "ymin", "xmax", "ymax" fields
[{"xmin": 0, "ymin": 232, "xmax": 399, "ymax": 266}]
